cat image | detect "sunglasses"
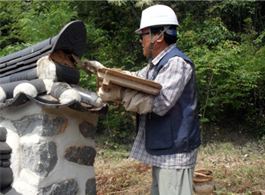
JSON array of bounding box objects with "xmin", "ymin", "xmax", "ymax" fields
[{"xmin": 139, "ymin": 32, "xmax": 150, "ymax": 40}]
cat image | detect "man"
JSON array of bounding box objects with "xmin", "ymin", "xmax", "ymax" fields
[{"xmin": 97, "ymin": 4, "xmax": 201, "ymax": 195}]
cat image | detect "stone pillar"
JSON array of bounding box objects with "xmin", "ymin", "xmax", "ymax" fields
[{"xmin": 0, "ymin": 101, "xmax": 98, "ymax": 195}]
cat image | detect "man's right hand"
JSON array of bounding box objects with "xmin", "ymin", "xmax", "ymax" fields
[{"xmin": 83, "ymin": 60, "xmax": 105, "ymax": 74}]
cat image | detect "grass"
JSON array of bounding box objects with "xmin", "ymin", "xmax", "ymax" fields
[{"xmin": 94, "ymin": 127, "xmax": 265, "ymax": 195}]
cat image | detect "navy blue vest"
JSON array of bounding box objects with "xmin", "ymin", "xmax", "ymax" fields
[{"xmin": 144, "ymin": 47, "xmax": 201, "ymax": 155}]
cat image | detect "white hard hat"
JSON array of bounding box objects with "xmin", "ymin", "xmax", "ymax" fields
[{"xmin": 135, "ymin": 5, "xmax": 179, "ymax": 34}]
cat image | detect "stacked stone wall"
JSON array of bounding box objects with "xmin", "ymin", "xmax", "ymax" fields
[{"xmin": 0, "ymin": 101, "xmax": 98, "ymax": 195}]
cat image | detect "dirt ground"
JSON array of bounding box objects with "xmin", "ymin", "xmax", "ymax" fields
[{"xmin": 94, "ymin": 128, "xmax": 265, "ymax": 195}]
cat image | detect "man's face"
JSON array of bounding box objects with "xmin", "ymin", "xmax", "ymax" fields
[{"xmin": 139, "ymin": 28, "xmax": 151, "ymax": 58}]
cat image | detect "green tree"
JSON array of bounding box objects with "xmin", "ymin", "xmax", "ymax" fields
[{"xmin": 0, "ymin": 1, "xmax": 78, "ymax": 56}]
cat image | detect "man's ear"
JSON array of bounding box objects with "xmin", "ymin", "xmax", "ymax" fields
[{"xmin": 155, "ymin": 33, "xmax": 164, "ymax": 43}]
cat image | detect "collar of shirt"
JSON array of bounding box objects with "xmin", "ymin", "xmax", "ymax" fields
[
  {"xmin": 144, "ymin": 44, "xmax": 177, "ymax": 80},
  {"xmin": 145, "ymin": 44, "xmax": 176, "ymax": 80},
  {"xmin": 150, "ymin": 44, "xmax": 177, "ymax": 67}
]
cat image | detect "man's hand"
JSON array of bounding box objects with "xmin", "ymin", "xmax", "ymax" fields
[
  {"xmin": 84, "ymin": 60, "xmax": 105, "ymax": 74},
  {"xmin": 97, "ymin": 84, "xmax": 124, "ymax": 103},
  {"xmin": 97, "ymin": 83, "xmax": 154, "ymax": 114}
]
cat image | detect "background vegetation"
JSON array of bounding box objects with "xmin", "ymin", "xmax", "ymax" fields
[{"xmin": 1, "ymin": 0, "xmax": 265, "ymax": 143}]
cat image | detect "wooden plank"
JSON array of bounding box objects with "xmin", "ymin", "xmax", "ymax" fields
[
  {"xmin": 97, "ymin": 68, "xmax": 162, "ymax": 95},
  {"xmin": 102, "ymin": 78, "xmax": 110, "ymax": 92}
]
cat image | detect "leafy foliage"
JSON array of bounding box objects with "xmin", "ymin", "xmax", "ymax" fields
[
  {"xmin": 18, "ymin": 1, "xmax": 78, "ymax": 43},
  {"xmin": 0, "ymin": 1, "xmax": 78, "ymax": 56}
]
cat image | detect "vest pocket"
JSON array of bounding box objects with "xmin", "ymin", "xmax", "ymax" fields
[{"xmin": 145, "ymin": 114, "xmax": 173, "ymax": 150}]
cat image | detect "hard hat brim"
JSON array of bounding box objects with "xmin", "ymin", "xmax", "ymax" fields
[
  {"xmin": 135, "ymin": 24, "xmax": 178, "ymax": 35},
  {"xmin": 135, "ymin": 28, "xmax": 143, "ymax": 34}
]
